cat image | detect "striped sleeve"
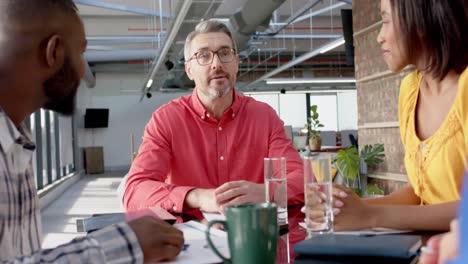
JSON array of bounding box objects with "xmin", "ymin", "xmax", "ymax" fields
[{"xmin": 1, "ymin": 223, "xmax": 143, "ymax": 264}]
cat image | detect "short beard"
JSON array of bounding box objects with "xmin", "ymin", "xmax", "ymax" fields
[
  {"xmin": 205, "ymin": 83, "xmax": 233, "ymax": 99},
  {"xmin": 43, "ymin": 57, "xmax": 80, "ymax": 116}
]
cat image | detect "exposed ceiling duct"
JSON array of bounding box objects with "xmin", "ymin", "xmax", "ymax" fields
[
  {"xmin": 74, "ymin": 0, "xmax": 172, "ymax": 17},
  {"xmin": 292, "ymin": 1, "xmax": 347, "ymax": 24},
  {"xmin": 141, "ymin": 0, "xmax": 224, "ymax": 100},
  {"xmin": 227, "ymin": 0, "xmax": 287, "ymax": 51},
  {"xmin": 78, "ymin": 0, "xmax": 354, "ymax": 94},
  {"xmin": 259, "ymin": 0, "xmax": 322, "ymax": 36},
  {"xmin": 141, "ymin": 0, "xmax": 289, "ymax": 98},
  {"xmin": 242, "ymin": 37, "xmax": 345, "ymax": 90},
  {"xmin": 87, "ymin": 36, "xmax": 166, "ymax": 45},
  {"xmin": 84, "ymin": 49, "xmax": 160, "ymax": 62}
]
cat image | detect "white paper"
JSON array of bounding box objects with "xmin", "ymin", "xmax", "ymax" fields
[
  {"xmin": 166, "ymin": 238, "xmax": 229, "ymax": 264},
  {"xmin": 162, "ymin": 221, "xmax": 229, "ymax": 264},
  {"xmin": 202, "ymin": 212, "xmax": 226, "ymax": 223},
  {"xmin": 181, "ymin": 220, "xmax": 227, "ymax": 238}
]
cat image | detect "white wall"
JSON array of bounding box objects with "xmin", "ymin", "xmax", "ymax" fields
[
  {"xmin": 246, "ymin": 93, "xmax": 307, "ymax": 128},
  {"xmin": 76, "ymin": 72, "xmax": 190, "ymax": 171},
  {"xmin": 310, "ymin": 94, "xmax": 338, "ymax": 131},
  {"xmin": 279, "ymin": 94, "xmax": 307, "ymax": 128},
  {"xmin": 337, "ymin": 91, "xmax": 358, "ymax": 130},
  {"xmin": 249, "ymin": 94, "xmax": 279, "ymax": 114}
]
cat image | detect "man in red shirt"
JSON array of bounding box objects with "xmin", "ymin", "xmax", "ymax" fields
[{"xmin": 124, "ymin": 20, "xmax": 304, "ymax": 213}]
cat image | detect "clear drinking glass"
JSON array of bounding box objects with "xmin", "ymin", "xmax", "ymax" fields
[
  {"xmin": 303, "ymin": 156, "xmax": 333, "ymax": 236},
  {"xmin": 264, "ymin": 157, "xmax": 288, "ymax": 224}
]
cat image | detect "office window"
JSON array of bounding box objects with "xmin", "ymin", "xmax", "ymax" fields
[
  {"xmin": 246, "ymin": 91, "xmax": 357, "ymax": 138},
  {"xmin": 50, "ymin": 113, "xmax": 58, "ymax": 181},
  {"xmin": 59, "ymin": 115, "xmax": 75, "ymax": 175},
  {"xmin": 309, "ymin": 94, "xmax": 338, "ymax": 131},
  {"xmin": 279, "ymin": 94, "xmax": 307, "ymax": 128},
  {"xmin": 40, "ymin": 109, "xmax": 50, "ymax": 186},
  {"xmin": 28, "ymin": 110, "xmax": 76, "ymax": 190}
]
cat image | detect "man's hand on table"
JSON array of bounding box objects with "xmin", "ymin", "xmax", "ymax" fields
[
  {"xmin": 128, "ymin": 216, "xmax": 184, "ymax": 262},
  {"xmin": 185, "ymin": 188, "xmax": 221, "ymax": 213},
  {"xmin": 215, "ymin": 180, "xmax": 266, "ymax": 210},
  {"xmin": 185, "ymin": 181, "xmax": 266, "ymax": 214}
]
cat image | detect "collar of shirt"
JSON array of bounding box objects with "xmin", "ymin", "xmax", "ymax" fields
[
  {"xmin": 190, "ymin": 87, "xmax": 241, "ymax": 121},
  {"xmin": 0, "ymin": 107, "xmax": 35, "ymax": 153}
]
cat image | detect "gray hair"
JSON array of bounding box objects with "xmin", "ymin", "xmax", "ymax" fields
[{"xmin": 184, "ymin": 19, "xmax": 237, "ymax": 61}]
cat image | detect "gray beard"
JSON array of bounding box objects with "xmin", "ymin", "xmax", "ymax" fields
[{"xmin": 204, "ymin": 82, "xmax": 233, "ymax": 99}]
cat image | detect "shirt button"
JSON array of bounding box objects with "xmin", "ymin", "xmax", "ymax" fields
[
  {"xmin": 172, "ymin": 205, "xmax": 177, "ymax": 211},
  {"xmin": 218, "ymin": 127, "xmax": 223, "ymax": 131},
  {"xmin": 201, "ymin": 116, "xmax": 205, "ymax": 120},
  {"xmin": 232, "ymin": 113, "xmax": 236, "ymax": 118},
  {"xmin": 220, "ymin": 156, "xmax": 225, "ymax": 161},
  {"xmin": 207, "ymin": 113, "xmax": 211, "ymax": 117}
]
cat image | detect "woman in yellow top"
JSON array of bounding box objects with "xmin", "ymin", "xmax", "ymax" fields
[{"xmin": 305, "ymin": 0, "xmax": 467, "ymax": 231}]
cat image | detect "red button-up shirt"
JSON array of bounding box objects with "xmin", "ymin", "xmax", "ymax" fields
[{"xmin": 124, "ymin": 88, "xmax": 304, "ymax": 212}]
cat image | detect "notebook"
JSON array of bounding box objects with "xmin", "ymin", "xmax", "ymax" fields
[{"xmin": 294, "ymin": 234, "xmax": 421, "ymax": 260}]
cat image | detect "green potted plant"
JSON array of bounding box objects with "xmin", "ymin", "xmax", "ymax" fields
[
  {"xmin": 365, "ymin": 184, "xmax": 385, "ymax": 197},
  {"xmin": 360, "ymin": 144, "xmax": 385, "ymax": 174},
  {"xmin": 334, "ymin": 146, "xmax": 360, "ymax": 193},
  {"xmin": 333, "ymin": 143, "xmax": 385, "ymax": 196},
  {"xmin": 307, "ymin": 105, "xmax": 324, "ymax": 151}
]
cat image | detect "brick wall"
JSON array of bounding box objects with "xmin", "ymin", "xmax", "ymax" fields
[{"xmin": 353, "ymin": 1, "xmax": 410, "ymax": 192}]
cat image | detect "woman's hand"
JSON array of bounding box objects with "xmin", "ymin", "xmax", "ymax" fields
[
  {"xmin": 331, "ymin": 184, "xmax": 376, "ymax": 231},
  {"xmin": 420, "ymin": 219, "xmax": 459, "ymax": 264},
  {"xmin": 302, "ymin": 184, "xmax": 375, "ymax": 231}
]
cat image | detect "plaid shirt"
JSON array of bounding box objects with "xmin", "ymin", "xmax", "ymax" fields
[{"xmin": 0, "ymin": 108, "xmax": 143, "ymax": 263}]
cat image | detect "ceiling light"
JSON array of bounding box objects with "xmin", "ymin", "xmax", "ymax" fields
[
  {"xmin": 319, "ymin": 39, "xmax": 345, "ymax": 54},
  {"xmin": 242, "ymin": 89, "xmax": 356, "ymax": 95},
  {"xmin": 244, "ymin": 37, "xmax": 345, "ymax": 89},
  {"xmin": 266, "ymin": 78, "xmax": 356, "ymax": 84},
  {"xmin": 146, "ymin": 79, "xmax": 154, "ymax": 88}
]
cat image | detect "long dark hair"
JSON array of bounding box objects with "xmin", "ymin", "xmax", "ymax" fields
[{"xmin": 390, "ymin": 0, "xmax": 468, "ymax": 80}]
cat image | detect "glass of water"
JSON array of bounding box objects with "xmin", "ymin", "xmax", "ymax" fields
[
  {"xmin": 264, "ymin": 157, "xmax": 288, "ymax": 224},
  {"xmin": 303, "ymin": 156, "xmax": 333, "ymax": 236}
]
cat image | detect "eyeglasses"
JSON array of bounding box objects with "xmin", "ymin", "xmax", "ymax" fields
[{"xmin": 186, "ymin": 47, "xmax": 237, "ymax": 66}]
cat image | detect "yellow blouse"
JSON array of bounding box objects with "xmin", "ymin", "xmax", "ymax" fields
[{"xmin": 399, "ymin": 67, "xmax": 468, "ymax": 205}]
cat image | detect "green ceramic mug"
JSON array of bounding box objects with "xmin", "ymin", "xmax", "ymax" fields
[{"xmin": 205, "ymin": 203, "xmax": 278, "ymax": 264}]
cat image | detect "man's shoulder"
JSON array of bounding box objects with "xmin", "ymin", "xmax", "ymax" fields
[
  {"xmin": 237, "ymin": 95, "xmax": 281, "ymax": 127},
  {"xmin": 240, "ymin": 94, "xmax": 276, "ymax": 113},
  {"xmin": 153, "ymin": 93, "xmax": 192, "ymax": 116}
]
